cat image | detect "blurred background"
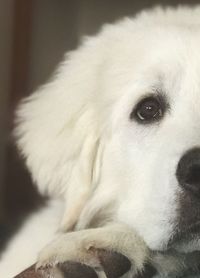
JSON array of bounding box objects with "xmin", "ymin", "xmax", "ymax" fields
[{"xmin": 0, "ymin": 0, "xmax": 198, "ymax": 251}]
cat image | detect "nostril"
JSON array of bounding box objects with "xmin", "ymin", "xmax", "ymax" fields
[
  {"xmin": 176, "ymin": 148, "xmax": 200, "ymax": 195},
  {"xmin": 185, "ymin": 165, "xmax": 200, "ymax": 187}
]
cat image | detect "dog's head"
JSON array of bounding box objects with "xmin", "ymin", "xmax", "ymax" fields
[{"xmin": 15, "ymin": 7, "xmax": 200, "ymax": 252}]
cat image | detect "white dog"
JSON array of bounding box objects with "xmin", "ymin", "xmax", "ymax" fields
[{"xmin": 1, "ymin": 5, "xmax": 200, "ymax": 278}]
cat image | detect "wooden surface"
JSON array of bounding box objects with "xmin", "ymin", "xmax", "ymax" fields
[{"xmin": 14, "ymin": 265, "xmax": 42, "ymax": 278}]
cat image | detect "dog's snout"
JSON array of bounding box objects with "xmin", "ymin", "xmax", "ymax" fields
[{"xmin": 176, "ymin": 148, "xmax": 200, "ymax": 196}]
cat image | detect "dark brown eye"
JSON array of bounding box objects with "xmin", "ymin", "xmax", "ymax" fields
[{"xmin": 130, "ymin": 96, "xmax": 164, "ymax": 124}]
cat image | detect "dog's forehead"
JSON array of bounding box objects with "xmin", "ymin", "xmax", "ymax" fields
[
  {"xmin": 98, "ymin": 22, "xmax": 200, "ymax": 122},
  {"xmin": 114, "ymin": 27, "xmax": 200, "ymax": 98},
  {"xmin": 147, "ymin": 42, "xmax": 200, "ymax": 106}
]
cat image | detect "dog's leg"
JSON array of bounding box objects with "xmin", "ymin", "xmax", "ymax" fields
[{"xmin": 36, "ymin": 223, "xmax": 151, "ymax": 278}]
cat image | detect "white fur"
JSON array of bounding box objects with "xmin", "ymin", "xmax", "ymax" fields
[
  {"xmin": 0, "ymin": 200, "xmax": 63, "ymax": 277},
  {"xmin": 2, "ymin": 5, "xmax": 200, "ymax": 277}
]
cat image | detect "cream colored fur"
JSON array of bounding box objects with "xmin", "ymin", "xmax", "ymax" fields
[{"xmin": 1, "ymin": 5, "xmax": 200, "ymax": 277}]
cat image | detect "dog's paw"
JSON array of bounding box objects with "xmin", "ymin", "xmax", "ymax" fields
[
  {"xmin": 36, "ymin": 224, "xmax": 150, "ymax": 278},
  {"xmin": 37, "ymin": 249, "xmax": 131, "ymax": 278}
]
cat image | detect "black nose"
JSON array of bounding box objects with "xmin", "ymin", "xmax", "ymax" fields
[{"xmin": 176, "ymin": 148, "xmax": 200, "ymax": 196}]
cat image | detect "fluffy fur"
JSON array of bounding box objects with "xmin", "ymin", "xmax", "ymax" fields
[{"xmin": 1, "ymin": 5, "xmax": 200, "ymax": 277}]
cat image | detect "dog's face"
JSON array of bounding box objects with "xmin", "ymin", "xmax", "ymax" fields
[
  {"xmin": 83, "ymin": 22, "xmax": 200, "ymax": 251},
  {"xmin": 16, "ymin": 8, "xmax": 200, "ymax": 254}
]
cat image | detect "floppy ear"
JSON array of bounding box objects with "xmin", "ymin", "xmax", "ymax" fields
[{"xmin": 15, "ymin": 37, "xmax": 106, "ymax": 230}]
